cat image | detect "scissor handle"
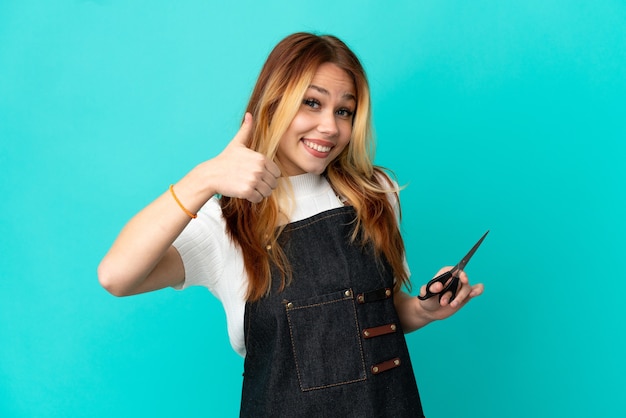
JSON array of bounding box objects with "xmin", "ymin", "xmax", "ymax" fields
[{"xmin": 417, "ymin": 270, "xmax": 460, "ymax": 302}]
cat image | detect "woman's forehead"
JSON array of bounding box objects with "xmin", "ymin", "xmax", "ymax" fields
[{"xmin": 309, "ymin": 63, "xmax": 356, "ymax": 100}]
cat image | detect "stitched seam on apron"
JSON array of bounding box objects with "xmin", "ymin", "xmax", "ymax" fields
[
  {"xmin": 287, "ymin": 298, "xmax": 348, "ymax": 310},
  {"xmin": 285, "ymin": 292, "xmax": 367, "ymax": 392},
  {"xmin": 284, "ymin": 209, "xmax": 355, "ymax": 233}
]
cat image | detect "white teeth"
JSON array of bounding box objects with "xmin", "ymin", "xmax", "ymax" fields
[{"xmin": 303, "ymin": 140, "xmax": 332, "ymax": 153}]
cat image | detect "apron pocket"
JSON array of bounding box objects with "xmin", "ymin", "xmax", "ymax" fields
[{"xmin": 284, "ymin": 288, "xmax": 366, "ymax": 391}]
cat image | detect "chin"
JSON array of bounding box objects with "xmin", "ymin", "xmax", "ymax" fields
[{"xmin": 305, "ymin": 164, "xmax": 330, "ymax": 175}]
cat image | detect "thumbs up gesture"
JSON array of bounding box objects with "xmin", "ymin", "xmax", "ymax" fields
[{"xmin": 205, "ymin": 113, "xmax": 281, "ymax": 203}]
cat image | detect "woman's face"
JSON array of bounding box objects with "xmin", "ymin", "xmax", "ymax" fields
[{"xmin": 275, "ymin": 63, "xmax": 356, "ymax": 176}]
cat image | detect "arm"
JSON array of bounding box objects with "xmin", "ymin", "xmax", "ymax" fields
[
  {"xmin": 97, "ymin": 113, "xmax": 281, "ymax": 297},
  {"xmin": 394, "ymin": 267, "xmax": 484, "ymax": 333}
]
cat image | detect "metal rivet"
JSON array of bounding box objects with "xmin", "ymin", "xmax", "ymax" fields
[
  {"xmin": 286, "ymin": 302, "xmax": 293, "ymax": 309},
  {"xmin": 385, "ymin": 289, "xmax": 392, "ymax": 297},
  {"xmin": 390, "ymin": 324, "xmax": 397, "ymax": 331},
  {"xmin": 372, "ymin": 367, "xmax": 379, "ymax": 373},
  {"xmin": 344, "ymin": 289, "xmax": 352, "ymax": 297},
  {"xmin": 363, "ymin": 330, "xmax": 370, "ymax": 337},
  {"xmin": 357, "ymin": 295, "xmax": 364, "ymax": 303},
  {"xmin": 394, "ymin": 359, "xmax": 400, "ymax": 366}
]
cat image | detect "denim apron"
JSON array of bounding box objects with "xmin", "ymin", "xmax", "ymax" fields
[{"xmin": 240, "ymin": 206, "xmax": 425, "ymax": 417}]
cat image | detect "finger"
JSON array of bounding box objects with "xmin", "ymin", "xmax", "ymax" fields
[
  {"xmin": 231, "ymin": 112, "xmax": 254, "ymax": 147},
  {"xmin": 261, "ymin": 170, "xmax": 279, "ymax": 190},
  {"xmin": 449, "ymin": 283, "xmax": 470, "ymax": 308},
  {"xmin": 469, "ymin": 283, "xmax": 484, "ymax": 298},
  {"xmin": 457, "ymin": 269, "xmax": 470, "ymax": 285},
  {"xmin": 427, "ymin": 281, "xmax": 444, "ymax": 294},
  {"xmin": 245, "ymin": 188, "xmax": 265, "ymax": 204},
  {"xmin": 439, "ymin": 286, "xmax": 459, "ymax": 307},
  {"xmin": 265, "ymin": 159, "xmax": 282, "ymax": 179},
  {"xmin": 418, "ymin": 284, "xmax": 428, "ymax": 298},
  {"xmin": 451, "ymin": 281, "xmax": 484, "ymax": 308},
  {"xmin": 254, "ymin": 181, "xmax": 274, "ymax": 199}
]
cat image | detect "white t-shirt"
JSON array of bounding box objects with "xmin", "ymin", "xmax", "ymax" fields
[{"xmin": 172, "ymin": 174, "xmax": 344, "ymax": 357}]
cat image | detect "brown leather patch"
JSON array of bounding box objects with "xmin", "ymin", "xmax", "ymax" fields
[
  {"xmin": 362, "ymin": 323, "xmax": 398, "ymax": 339},
  {"xmin": 371, "ymin": 357, "xmax": 401, "ymax": 375},
  {"xmin": 357, "ymin": 287, "xmax": 392, "ymax": 304}
]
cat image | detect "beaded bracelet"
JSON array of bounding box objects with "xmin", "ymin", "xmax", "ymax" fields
[{"xmin": 169, "ymin": 184, "xmax": 197, "ymax": 219}]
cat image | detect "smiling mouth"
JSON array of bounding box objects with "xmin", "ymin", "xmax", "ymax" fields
[{"xmin": 302, "ymin": 139, "xmax": 332, "ymax": 153}]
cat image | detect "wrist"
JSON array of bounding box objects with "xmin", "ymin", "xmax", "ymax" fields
[
  {"xmin": 412, "ymin": 296, "xmax": 439, "ymax": 327},
  {"xmin": 173, "ymin": 165, "xmax": 218, "ymax": 214},
  {"xmin": 169, "ymin": 184, "xmax": 197, "ymax": 219},
  {"xmin": 395, "ymin": 290, "xmax": 436, "ymax": 333}
]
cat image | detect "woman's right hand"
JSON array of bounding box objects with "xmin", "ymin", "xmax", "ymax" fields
[{"xmin": 200, "ymin": 112, "xmax": 281, "ymax": 203}]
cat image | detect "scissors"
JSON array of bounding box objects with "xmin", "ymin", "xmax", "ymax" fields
[{"xmin": 418, "ymin": 230, "xmax": 489, "ymax": 303}]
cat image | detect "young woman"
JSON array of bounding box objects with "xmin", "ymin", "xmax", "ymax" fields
[{"xmin": 98, "ymin": 32, "xmax": 484, "ymax": 417}]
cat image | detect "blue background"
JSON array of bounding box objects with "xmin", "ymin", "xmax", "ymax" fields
[{"xmin": 1, "ymin": 1, "xmax": 624, "ymax": 417}]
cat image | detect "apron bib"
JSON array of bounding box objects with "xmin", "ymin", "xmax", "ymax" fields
[{"xmin": 240, "ymin": 206, "xmax": 425, "ymax": 417}]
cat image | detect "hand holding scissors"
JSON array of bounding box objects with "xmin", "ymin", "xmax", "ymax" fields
[{"xmin": 418, "ymin": 231, "xmax": 489, "ymax": 303}]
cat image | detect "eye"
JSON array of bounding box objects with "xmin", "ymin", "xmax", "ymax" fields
[
  {"xmin": 303, "ymin": 98, "xmax": 321, "ymax": 109},
  {"xmin": 336, "ymin": 108, "xmax": 354, "ymax": 119}
]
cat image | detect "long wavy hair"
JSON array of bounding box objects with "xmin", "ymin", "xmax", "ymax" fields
[{"xmin": 221, "ymin": 32, "xmax": 409, "ymax": 301}]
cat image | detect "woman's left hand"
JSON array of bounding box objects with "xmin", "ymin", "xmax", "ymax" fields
[
  {"xmin": 394, "ymin": 267, "xmax": 484, "ymax": 332},
  {"xmin": 417, "ymin": 266, "xmax": 484, "ymax": 321}
]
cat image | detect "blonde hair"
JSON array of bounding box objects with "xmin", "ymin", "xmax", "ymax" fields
[{"xmin": 221, "ymin": 33, "xmax": 409, "ymax": 301}]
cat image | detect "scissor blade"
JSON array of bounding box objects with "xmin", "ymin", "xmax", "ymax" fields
[{"xmin": 455, "ymin": 230, "xmax": 489, "ymax": 272}]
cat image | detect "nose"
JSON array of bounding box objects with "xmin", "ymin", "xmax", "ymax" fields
[{"xmin": 317, "ymin": 110, "xmax": 339, "ymax": 137}]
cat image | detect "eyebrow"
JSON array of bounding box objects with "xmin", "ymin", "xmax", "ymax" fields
[{"xmin": 309, "ymin": 84, "xmax": 356, "ymax": 102}]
